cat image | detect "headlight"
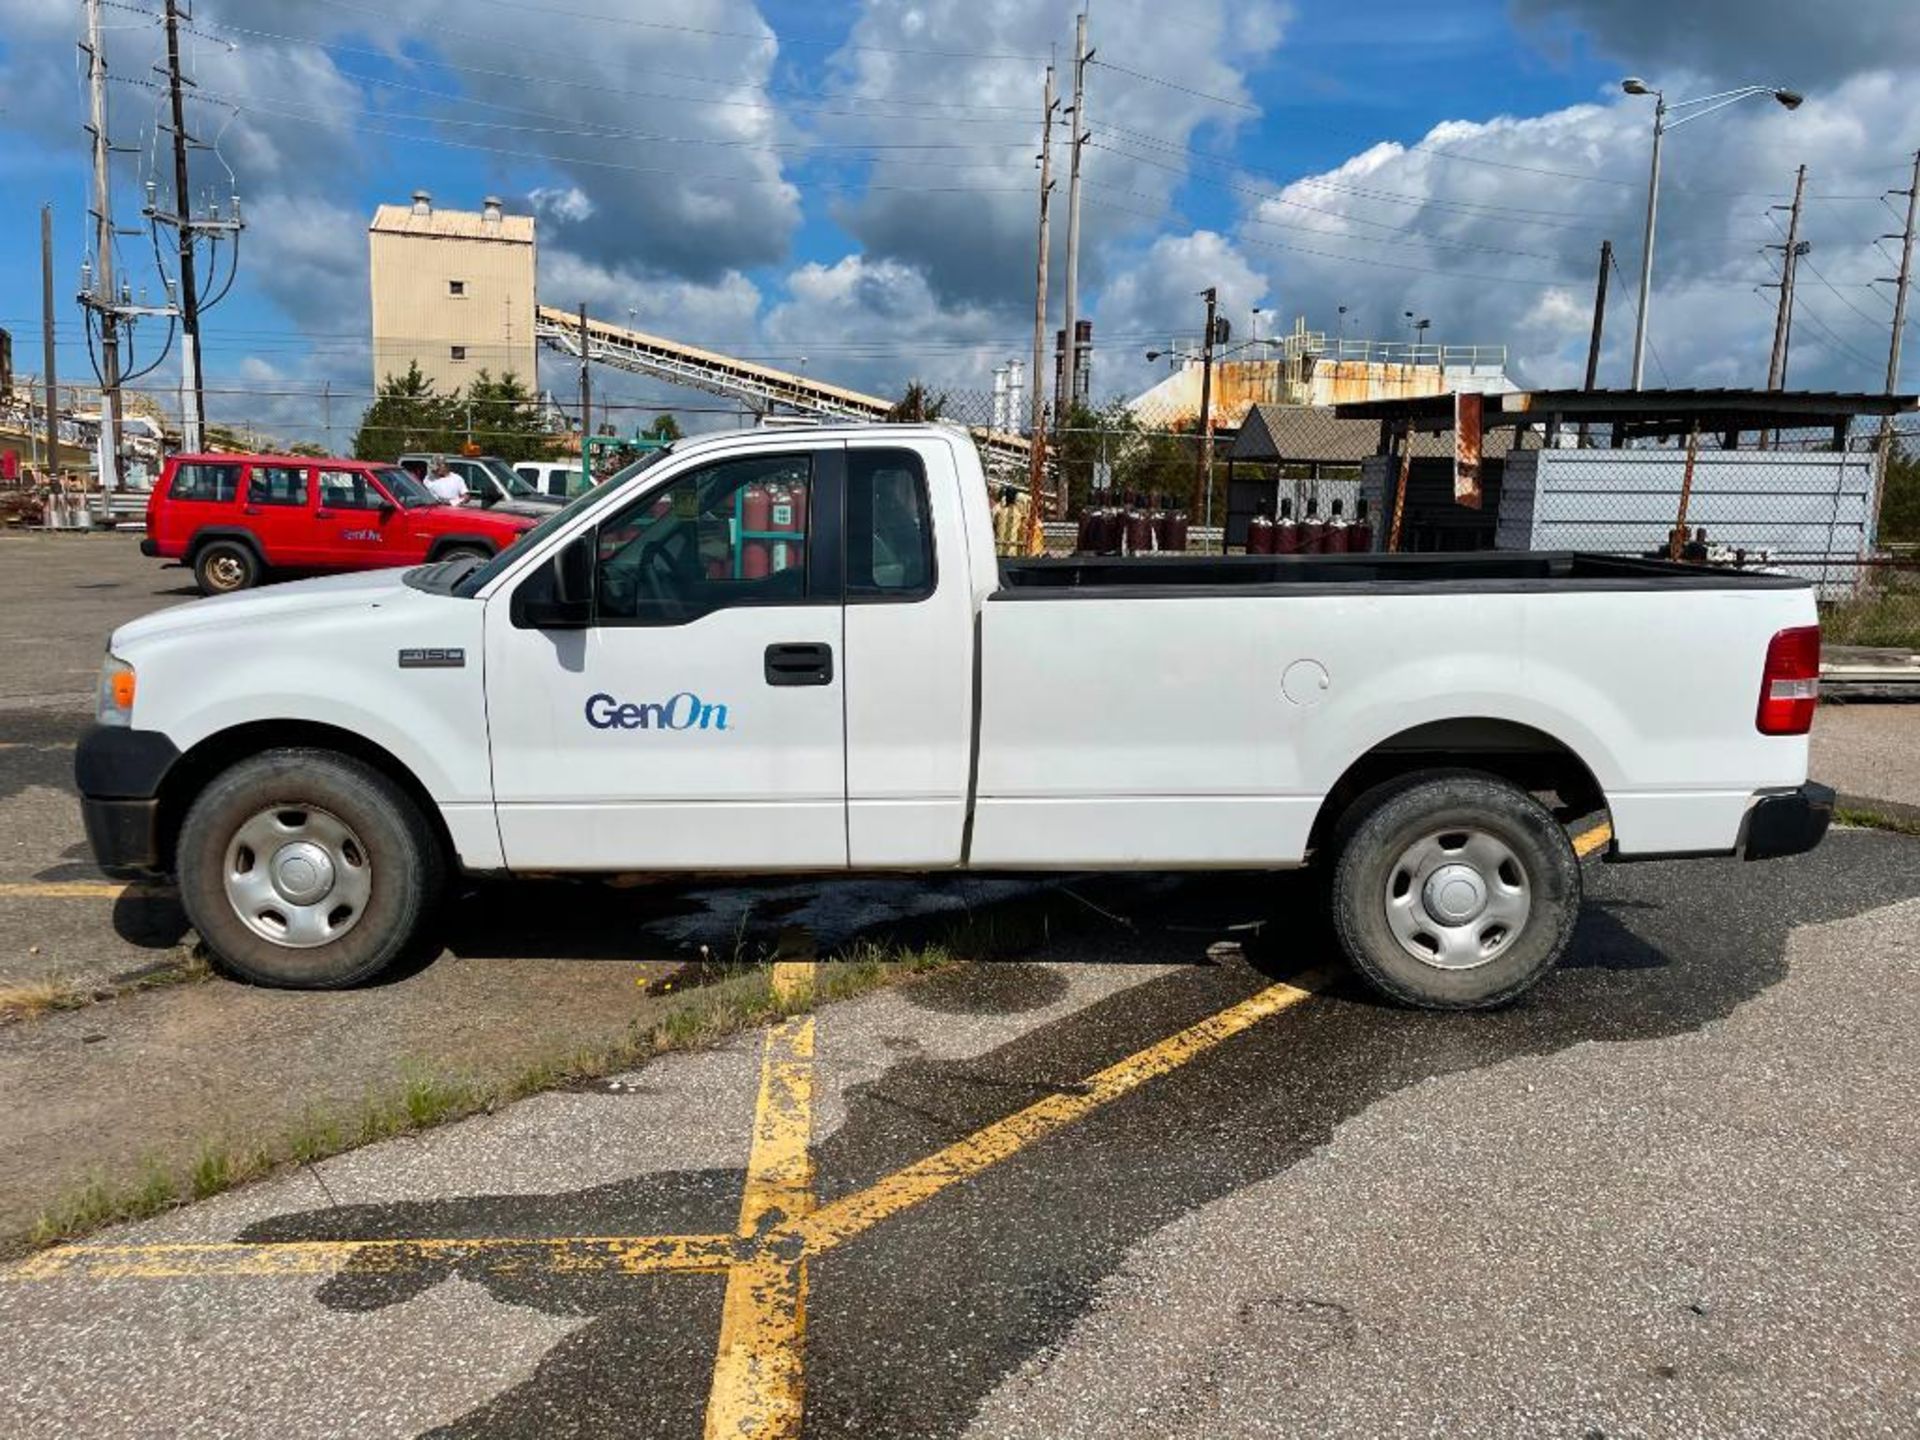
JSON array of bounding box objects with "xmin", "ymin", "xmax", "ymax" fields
[{"xmin": 97, "ymin": 654, "xmax": 136, "ymax": 727}]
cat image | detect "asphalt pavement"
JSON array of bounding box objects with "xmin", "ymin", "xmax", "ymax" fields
[{"xmin": 4, "ymin": 830, "xmax": 1916, "ymax": 1438}]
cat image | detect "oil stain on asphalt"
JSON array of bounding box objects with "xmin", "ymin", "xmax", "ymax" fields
[{"xmin": 234, "ymin": 830, "xmax": 1919, "ymax": 1437}]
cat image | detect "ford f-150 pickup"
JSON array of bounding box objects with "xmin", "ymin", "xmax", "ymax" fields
[{"xmin": 76, "ymin": 423, "xmax": 1832, "ymax": 1008}]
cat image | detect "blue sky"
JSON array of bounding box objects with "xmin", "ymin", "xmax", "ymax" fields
[{"xmin": 1, "ymin": 0, "xmax": 1915, "ymax": 444}]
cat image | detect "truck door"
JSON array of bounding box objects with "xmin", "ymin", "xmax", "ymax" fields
[{"xmin": 484, "ymin": 446, "xmax": 848, "ymax": 871}]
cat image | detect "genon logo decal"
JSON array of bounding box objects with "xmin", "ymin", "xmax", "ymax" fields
[{"xmin": 585, "ymin": 691, "xmax": 730, "ymax": 732}]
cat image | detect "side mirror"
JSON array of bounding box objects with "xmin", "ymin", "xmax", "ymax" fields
[
  {"xmin": 518, "ymin": 533, "xmax": 594, "ymax": 629},
  {"xmin": 377, "ymin": 499, "xmax": 397, "ymax": 518}
]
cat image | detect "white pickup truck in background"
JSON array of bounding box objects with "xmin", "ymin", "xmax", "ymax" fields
[{"xmin": 77, "ymin": 423, "xmax": 1832, "ymax": 1008}]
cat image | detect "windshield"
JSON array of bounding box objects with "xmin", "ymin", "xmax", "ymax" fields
[
  {"xmin": 452, "ymin": 446, "xmax": 674, "ymax": 598},
  {"xmin": 377, "ymin": 466, "xmax": 438, "ymax": 509},
  {"xmin": 481, "ymin": 457, "xmax": 538, "ymax": 496}
]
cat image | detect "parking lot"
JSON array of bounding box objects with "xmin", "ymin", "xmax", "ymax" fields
[{"xmin": 2, "ymin": 530, "xmax": 1918, "ymax": 1437}]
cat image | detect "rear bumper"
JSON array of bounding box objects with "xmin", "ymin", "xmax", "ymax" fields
[
  {"xmin": 1740, "ymin": 782, "xmax": 1834, "ymax": 861},
  {"xmin": 74, "ymin": 725, "xmax": 181, "ymax": 876}
]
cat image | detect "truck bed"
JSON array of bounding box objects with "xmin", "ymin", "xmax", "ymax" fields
[{"xmin": 995, "ymin": 551, "xmax": 1811, "ymax": 596}]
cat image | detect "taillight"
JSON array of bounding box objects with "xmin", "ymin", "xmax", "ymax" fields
[{"xmin": 1757, "ymin": 625, "xmax": 1820, "ymax": 735}]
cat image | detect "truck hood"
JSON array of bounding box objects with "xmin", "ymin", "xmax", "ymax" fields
[{"xmin": 111, "ymin": 567, "xmax": 444, "ymax": 653}]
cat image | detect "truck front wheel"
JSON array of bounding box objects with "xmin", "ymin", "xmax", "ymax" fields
[
  {"xmin": 176, "ymin": 748, "xmax": 443, "ymax": 988},
  {"xmin": 1330, "ymin": 771, "xmax": 1580, "ymax": 1010}
]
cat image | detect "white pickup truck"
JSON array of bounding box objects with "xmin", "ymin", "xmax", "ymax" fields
[{"xmin": 78, "ymin": 423, "xmax": 1832, "ymax": 1009}]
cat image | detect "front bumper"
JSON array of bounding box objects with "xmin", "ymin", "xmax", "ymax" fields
[
  {"xmin": 74, "ymin": 725, "xmax": 181, "ymax": 876},
  {"xmin": 1741, "ymin": 782, "xmax": 1835, "ymax": 861}
]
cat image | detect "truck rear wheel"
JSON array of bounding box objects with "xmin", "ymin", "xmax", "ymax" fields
[
  {"xmin": 176, "ymin": 748, "xmax": 443, "ymax": 988},
  {"xmin": 1329, "ymin": 770, "xmax": 1580, "ymax": 1010}
]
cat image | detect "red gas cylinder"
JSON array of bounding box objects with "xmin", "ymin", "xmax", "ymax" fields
[
  {"xmin": 1160, "ymin": 509, "xmax": 1190, "ymax": 552},
  {"xmin": 1076, "ymin": 509, "xmax": 1099, "ymax": 553},
  {"xmin": 1349, "ymin": 498, "xmax": 1374, "ymax": 554},
  {"xmin": 1272, "ymin": 498, "xmax": 1300, "ymax": 555},
  {"xmin": 1125, "ymin": 501, "xmax": 1155, "ymax": 555},
  {"xmin": 742, "ymin": 480, "xmax": 772, "ymax": 579},
  {"xmin": 1323, "ymin": 498, "xmax": 1351, "ymax": 554},
  {"xmin": 1247, "ymin": 510, "xmax": 1275, "ymax": 555},
  {"xmin": 1298, "ymin": 498, "xmax": 1326, "ymax": 554}
]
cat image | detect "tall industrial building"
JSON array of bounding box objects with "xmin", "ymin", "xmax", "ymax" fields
[{"xmin": 368, "ymin": 191, "xmax": 536, "ymax": 396}]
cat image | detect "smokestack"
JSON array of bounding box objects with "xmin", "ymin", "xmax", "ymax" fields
[
  {"xmin": 481, "ymin": 195, "xmax": 503, "ymax": 225},
  {"xmin": 410, "ymin": 189, "xmax": 432, "ymax": 216}
]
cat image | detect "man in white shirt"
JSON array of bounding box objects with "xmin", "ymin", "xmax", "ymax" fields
[{"xmin": 424, "ymin": 457, "xmax": 466, "ymax": 506}]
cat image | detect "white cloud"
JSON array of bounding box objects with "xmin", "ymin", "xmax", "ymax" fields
[{"xmin": 527, "ymin": 186, "xmax": 596, "ymax": 224}]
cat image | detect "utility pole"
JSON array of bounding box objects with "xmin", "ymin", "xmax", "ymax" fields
[
  {"xmin": 1874, "ymin": 148, "xmax": 1919, "ymax": 525},
  {"xmin": 1577, "ymin": 239, "xmax": 1611, "ymax": 447},
  {"xmin": 578, "ymin": 302, "xmax": 592, "ymax": 446},
  {"xmin": 1765, "ymin": 165, "xmax": 1808, "ymax": 391},
  {"xmin": 1194, "ymin": 286, "xmax": 1217, "ymax": 528},
  {"xmin": 41, "ymin": 205, "xmax": 59, "ymax": 480},
  {"xmin": 322, "ymin": 380, "xmax": 332, "ymax": 454},
  {"xmin": 1025, "ymin": 63, "xmax": 1058, "ymax": 532},
  {"xmin": 80, "ymin": 0, "xmax": 123, "ymax": 491},
  {"xmin": 160, "ymin": 0, "xmax": 204, "ymax": 450},
  {"xmin": 1584, "ymin": 240, "xmax": 1612, "ymax": 392},
  {"xmin": 1058, "ymin": 11, "xmax": 1091, "ymax": 430}
]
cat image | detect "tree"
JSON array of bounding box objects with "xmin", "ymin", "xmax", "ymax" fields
[
  {"xmin": 643, "ymin": 413, "xmax": 683, "ymax": 443},
  {"xmin": 463, "ymin": 369, "xmax": 559, "ymax": 463},
  {"xmin": 351, "ymin": 362, "xmax": 458, "ymax": 460},
  {"xmin": 887, "ymin": 381, "xmax": 947, "ymax": 422},
  {"xmin": 1884, "ymin": 440, "xmax": 1918, "ymax": 545}
]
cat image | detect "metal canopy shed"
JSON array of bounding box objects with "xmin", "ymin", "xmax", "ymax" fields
[{"xmin": 1328, "ymin": 388, "xmax": 1918, "ymax": 590}]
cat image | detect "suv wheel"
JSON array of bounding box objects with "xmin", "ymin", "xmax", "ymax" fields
[
  {"xmin": 193, "ymin": 540, "xmax": 259, "ymax": 596},
  {"xmin": 177, "ymin": 748, "xmax": 444, "ymax": 988},
  {"xmin": 436, "ymin": 543, "xmax": 490, "ymax": 563},
  {"xmin": 1329, "ymin": 770, "xmax": 1580, "ymax": 1010}
]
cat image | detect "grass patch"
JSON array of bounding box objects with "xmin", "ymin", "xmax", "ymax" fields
[
  {"xmin": 1835, "ymin": 805, "xmax": 1920, "ymax": 838},
  {"xmin": 17, "ymin": 900, "xmax": 1051, "ymax": 1255},
  {"xmin": 1821, "ymin": 571, "xmax": 1920, "ymax": 650},
  {"xmin": 0, "ymin": 946, "xmax": 209, "ymax": 1028},
  {"xmin": 0, "ymin": 979, "xmax": 91, "ymax": 1024}
]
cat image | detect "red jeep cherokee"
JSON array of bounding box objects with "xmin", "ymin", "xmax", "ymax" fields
[{"xmin": 142, "ymin": 454, "xmax": 535, "ymax": 595}]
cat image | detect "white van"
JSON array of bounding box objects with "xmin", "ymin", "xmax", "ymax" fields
[{"xmin": 514, "ymin": 461, "xmax": 589, "ymax": 499}]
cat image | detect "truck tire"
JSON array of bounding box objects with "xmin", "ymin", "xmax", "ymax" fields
[
  {"xmin": 435, "ymin": 543, "xmax": 489, "ymax": 563},
  {"xmin": 176, "ymin": 748, "xmax": 444, "ymax": 988},
  {"xmin": 193, "ymin": 539, "xmax": 260, "ymax": 596},
  {"xmin": 1329, "ymin": 770, "xmax": 1580, "ymax": 1010}
]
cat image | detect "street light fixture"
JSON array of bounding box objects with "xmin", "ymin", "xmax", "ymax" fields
[{"xmin": 1622, "ymin": 77, "xmax": 1804, "ymax": 389}]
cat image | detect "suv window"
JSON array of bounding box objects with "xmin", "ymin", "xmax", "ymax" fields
[
  {"xmin": 847, "ymin": 449, "xmax": 934, "ymax": 599},
  {"xmin": 170, "ymin": 462, "xmax": 241, "ymax": 503},
  {"xmin": 317, "ymin": 468, "xmax": 389, "ymax": 511},
  {"xmin": 248, "ymin": 465, "xmax": 309, "ymax": 507},
  {"xmin": 595, "ymin": 453, "xmax": 812, "ymax": 624}
]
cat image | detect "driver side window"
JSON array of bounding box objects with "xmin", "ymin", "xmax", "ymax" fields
[{"xmin": 596, "ymin": 453, "xmax": 813, "ymax": 624}]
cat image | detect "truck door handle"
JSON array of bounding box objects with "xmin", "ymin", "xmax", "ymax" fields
[
  {"xmin": 315, "ymin": 508, "xmax": 336, "ymax": 519},
  {"xmin": 764, "ymin": 642, "xmax": 833, "ymax": 687}
]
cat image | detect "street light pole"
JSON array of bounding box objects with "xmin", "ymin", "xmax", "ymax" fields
[
  {"xmin": 1629, "ymin": 92, "xmax": 1666, "ymax": 391},
  {"xmin": 1622, "ymin": 77, "xmax": 1803, "ymax": 391}
]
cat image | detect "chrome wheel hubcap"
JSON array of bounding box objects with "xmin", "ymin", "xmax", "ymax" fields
[
  {"xmin": 223, "ymin": 805, "xmax": 371, "ymax": 948},
  {"xmin": 1385, "ymin": 829, "xmax": 1530, "ymax": 970}
]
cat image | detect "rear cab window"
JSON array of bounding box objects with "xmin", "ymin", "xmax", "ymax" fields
[
  {"xmin": 848, "ymin": 449, "xmax": 935, "ymax": 600},
  {"xmin": 169, "ymin": 461, "xmax": 241, "ymax": 504}
]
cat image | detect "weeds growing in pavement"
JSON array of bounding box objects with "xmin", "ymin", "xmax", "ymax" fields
[{"xmin": 17, "ymin": 894, "xmax": 1060, "ymax": 1255}]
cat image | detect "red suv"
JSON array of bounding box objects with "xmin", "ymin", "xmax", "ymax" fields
[{"xmin": 143, "ymin": 454, "xmax": 535, "ymax": 595}]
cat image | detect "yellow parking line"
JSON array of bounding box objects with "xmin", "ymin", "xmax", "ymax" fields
[
  {"xmin": 0, "ymin": 881, "xmax": 171, "ymax": 900},
  {"xmin": 800, "ymin": 970, "xmax": 1328, "ymax": 1257},
  {"xmin": 1573, "ymin": 820, "xmax": 1612, "ymax": 858},
  {"xmin": 706, "ymin": 1009, "xmax": 817, "ymax": 1440},
  {"xmin": 7, "ymin": 1233, "xmax": 737, "ymax": 1283},
  {"xmin": 771, "ymin": 960, "xmax": 814, "ymax": 1007}
]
